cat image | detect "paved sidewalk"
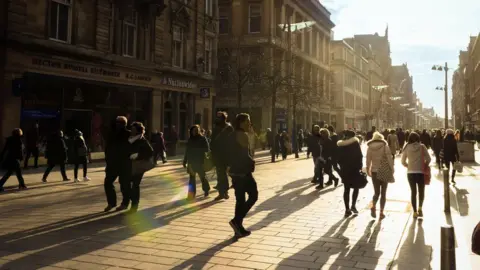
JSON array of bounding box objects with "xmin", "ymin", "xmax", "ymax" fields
[{"xmin": 0, "ymin": 150, "xmax": 465, "ymax": 270}]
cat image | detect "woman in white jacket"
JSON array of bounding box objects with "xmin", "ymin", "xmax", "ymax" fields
[{"xmin": 366, "ymin": 132, "xmax": 394, "ymax": 219}]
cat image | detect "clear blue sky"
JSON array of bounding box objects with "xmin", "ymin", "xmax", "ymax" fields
[{"xmin": 322, "ymin": 0, "xmax": 480, "ymax": 118}]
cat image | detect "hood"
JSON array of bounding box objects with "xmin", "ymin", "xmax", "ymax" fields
[
  {"xmin": 337, "ymin": 137, "xmax": 359, "ymax": 147},
  {"xmin": 405, "ymin": 142, "xmax": 422, "ymax": 152},
  {"xmin": 367, "ymin": 139, "xmax": 387, "ymax": 150}
]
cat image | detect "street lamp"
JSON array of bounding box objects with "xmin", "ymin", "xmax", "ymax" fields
[{"xmin": 432, "ymin": 63, "xmax": 449, "ymax": 129}]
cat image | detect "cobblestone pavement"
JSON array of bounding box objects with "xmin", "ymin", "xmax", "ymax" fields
[{"xmin": 0, "ymin": 149, "xmax": 476, "ymax": 269}]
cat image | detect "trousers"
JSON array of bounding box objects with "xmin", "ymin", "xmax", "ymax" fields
[
  {"xmin": 104, "ymin": 166, "xmax": 131, "ymax": 207},
  {"xmin": 232, "ymin": 173, "xmax": 258, "ymax": 226}
]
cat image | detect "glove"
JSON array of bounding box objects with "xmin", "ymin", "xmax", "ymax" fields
[{"xmin": 130, "ymin": 153, "xmax": 139, "ymax": 160}]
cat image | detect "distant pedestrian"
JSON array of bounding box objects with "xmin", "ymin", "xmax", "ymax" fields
[
  {"xmin": 297, "ymin": 129, "xmax": 304, "ymax": 152},
  {"xmin": 266, "ymin": 128, "xmax": 273, "ymax": 150},
  {"xmin": 401, "ymin": 132, "xmax": 431, "ymax": 219},
  {"xmin": 337, "ymin": 130, "xmax": 363, "ymax": 217},
  {"xmin": 366, "ymin": 126, "xmax": 376, "ymax": 142},
  {"xmin": 280, "ymin": 131, "xmax": 291, "ymax": 160},
  {"xmin": 24, "ymin": 123, "xmax": 40, "ymax": 169},
  {"xmin": 443, "ymin": 129, "xmax": 460, "ymax": 185},
  {"xmin": 387, "ymin": 129, "xmax": 399, "ymax": 159},
  {"xmin": 128, "ymin": 122, "xmax": 154, "ymax": 213},
  {"xmin": 211, "ymin": 111, "xmax": 234, "ymax": 201},
  {"xmin": 274, "ymin": 131, "xmax": 282, "ymax": 159},
  {"xmin": 72, "ymin": 129, "xmax": 90, "ymax": 183},
  {"xmin": 397, "ymin": 128, "xmax": 405, "ymax": 153},
  {"xmin": 320, "ymin": 128, "xmax": 339, "ymax": 187},
  {"xmin": 0, "ymin": 128, "xmax": 27, "ymax": 192},
  {"xmin": 183, "ymin": 125, "xmax": 211, "ymax": 200},
  {"xmin": 151, "ymin": 131, "xmax": 167, "ymax": 164},
  {"xmin": 228, "ymin": 113, "xmax": 257, "ymax": 238},
  {"xmin": 432, "ymin": 130, "xmax": 444, "ymax": 169},
  {"xmin": 307, "ymin": 125, "xmax": 323, "ymax": 187},
  {"xmin": 366, "ymin": 132, "xmax": 394, "ymax": 219},
  {"xmin": 42, "ymin": 130, "xmax": 70, "ymax": 182},
  {"xmin": 420, "ymin": 129, "xmax": 431, "ymax": 149}
]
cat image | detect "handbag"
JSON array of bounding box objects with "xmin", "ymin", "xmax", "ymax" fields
[
  {"xmin": 377, "ymin": 145, "xmax": 395, "ymax": 183},
  {"xmin": 352, "ymin": 170, "xmax": 368, "ymax": 189},
  {"xmin": 454, "ymin": 161, "xmax": 463, "ymax": 173},
  {"xmin": 204, "ymin": 152, "xmax": 215, "ymax": 172},
  {"xmin": 131, "ymin": 157, "xmax": 155, "ymax": 175},
  {"xmin": 421, "ymin": 147, "xmax": 431, "ymax": 185},
  {"xmin": 472, "ymin": 221, "xmax": 480, "ymax": 255}
]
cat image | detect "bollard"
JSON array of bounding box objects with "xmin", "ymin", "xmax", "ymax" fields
[
  {"xmin": 443, "ymin": 168, "xmax": 450, "ymax": 213},
  {"xmin": 441, "ymin": 225, "xmax": 456, "ymax": 270}
]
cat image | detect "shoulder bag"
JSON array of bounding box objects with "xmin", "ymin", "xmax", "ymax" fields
[
  {"xmin": 421, "ymin": 147, "xmax": 431, "ymax": 185},
  {"xmin": 377, "ymin": 145, "xmax": 395, "ymax": 183}
]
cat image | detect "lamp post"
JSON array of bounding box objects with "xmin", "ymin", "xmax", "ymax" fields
[{"xmin": 432, "ymin": 63, "xmax": 449, "ymax": 129}]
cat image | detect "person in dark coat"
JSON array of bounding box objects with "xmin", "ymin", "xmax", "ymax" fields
[
  {"xmin": 420, "ymin": 129, "xmax": 432, "ymax": 149},
  {"xmin": 274, "ymin": 131, "xmax": 282, "ymax": 159},
  {"xmin": 183, "ymin": 125, "xmax": 211, "ymax": 200},
  {"xmin": 72, "ymin": 129, "xmax": 90, "ymax": 182},
  {"xmin": 0, "ymin": 128, "xmax": 27, "ymax": 191},
  {"xmin": 24, "ymin": 123, "xmax": 40, "ymax": 169},
  {"xmin": 266, "ymin": 128, "xmax": 273, "ymax": 150},
  {"xmin": 443, "ymin": 129, "xmax": 460, "ymax": 184},
  {"xmin": 297, "ymin": 129, "xmax": 304, "ymax": 152},
  {"xmin": 103, "ymin": 116, "xmax": 132, "ymax": 212},
  {"xmin": 307, "ymin": 125, "xmax": 323, "ymax": 187},
  {"xmin": 127, "ymin": 122, "xmax": 154, "ymax": 213},
  {"xmin": 42, "ymin": 130, "xmax": 70, "ymax": 182},
  {"xmin": 328, "ymin": 125, "xmax": 340, "ymax": 175},
  {"xmin": 432, "ymin": 130, "xmax": 444, "ymax": 169},
  {"xmin": 227, "ymin": 113, "xmax": 257, "ymax": 238},
  {"xmin": 337, "ymin": 130, "xmax": 363, "ymax": 217},
  {"xmin": 151, "ymin": 130, "xmax": 167, "ymax": 164},
  {"xmin": 397, "ymin": 128, "xmax": 406, "ymax": 153},
  {"xmin": 321, "ymin": 128, "xmax": 339, "ymax": 187},
  {"xmin": 210, "ymin": 111, "xmax": 234, "ymax": 201}
]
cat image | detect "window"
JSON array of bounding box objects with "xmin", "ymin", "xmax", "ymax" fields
[
  {"xmin": 219, "ymin": 7, "xmax": 229, "ymax": 34},
  {"xmin": 173, "ymin": 26, "xmax": 184, "ymax": 68},
  {"xmin": 205, "ymin": 38, "xmax": 213, "ymax": 74},
  {"xmin": 205, "ymin": 0, "xmax": 213, "ymax": 16},
  {"xmin": 48, "ymin": 0, "xmax": 72, "ymax": 42},
  {"xmin": 123, "ymin": 11, "xmax": 137, "ymax": 57},
  {"xmin": 248, "ymin": 4, "xmax": 261, "ymax": 33}
]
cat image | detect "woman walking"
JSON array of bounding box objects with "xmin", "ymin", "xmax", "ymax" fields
[
  {"xmin": 73, "ymin": 129, "xmax": 90, "ymax": 183},
  {"xmin": 128, "ymin": 122, "xmax": 153, "ymax": 213},
  {"xmin": 183, "ymin": 125, "xmax": 211, "ymax": 200},
  {"xmin": 387, "ymin": 130, "xmax": 399, "ymax": 159},
  {"xmin": 337, "ymin": 130, "xmax": 363, "ymax": 217},
  {"xmin": 401, "ymin": 132, "xmax": 431, "ymax": 218},
  {"xmin": 42, "ymin": 130, "xmax": 70, "ymax": 182},
  {"xmin": 0, "ymin": 128, "xmax": 27, "ymax": 192},
  {"xmin": 443, "ymin": 129, "xmax": 460, "ymax": 185},
  {"xmin": 432, "ymin": 130, "xmax": 444, "ymax": 170},
  {"xmin": 366, "ymin": 132, "xmax": 394, "ymax": 219}
]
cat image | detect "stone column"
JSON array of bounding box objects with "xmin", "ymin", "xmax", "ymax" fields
[{"xmin": 151, "ymin": 90, "xmax": 162, "ymax": 132}]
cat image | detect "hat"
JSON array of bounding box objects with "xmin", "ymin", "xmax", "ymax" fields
[
  {"xmin": 446, "ymin": 129, "xmax": 454, "ymax": 135},
  {"xmin": 372, "ymin": 132, "xmax": 384, "ymax": 141}
]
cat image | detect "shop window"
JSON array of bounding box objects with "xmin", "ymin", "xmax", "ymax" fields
[
  {"xmin": 123, "ymin": 11, "xmax": 137, "ymax": 57},
  {"xmin": 205, "ymin": 37, "xmax": 213, "ymax": 74},
  {"xmin": 248, "ymin": 3, "xmax": 261, "ymax": 34},
  {"xmin": 173, "ymin": 26, "xmax": 184, "ymax": 68},
  {"xmin": 219, "ymin": 7, "xmax": 229, "ymax": 34},
  {"xmin": 163, "ymin": 101, "xmax": 173, "ymax": 134},
  {"xmin": 179, "ymin": 103, "xmax": 187, "ymax": 140},
  {"xmin": 205, "ymin": 0, "xmax": 213, "ymax": 16},
  {"xmin": 48, "ymin": 0, "xmax": 72, "ymax": 43}
]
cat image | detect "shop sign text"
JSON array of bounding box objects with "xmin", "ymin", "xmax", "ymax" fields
[{"xmin": 161, "ymin": 77, "xmax": 196, "ymax": 89}]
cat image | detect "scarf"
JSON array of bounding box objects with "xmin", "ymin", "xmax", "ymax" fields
[{"xmin": 128, "ymin": 134, "xmax": 143, "ymax": 144}]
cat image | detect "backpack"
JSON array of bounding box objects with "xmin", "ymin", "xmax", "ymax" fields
[{"xmin": 377, "ymin": 145, "xmax": 394, "ymax": 183}]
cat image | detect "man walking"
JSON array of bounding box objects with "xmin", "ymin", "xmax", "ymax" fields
[
  {"xmin": 228, "ymin": 113, "xmax": 258, "ymax": 238},
  {"xmin": 211, "ymin": 111, "xmax": 234, "ymax": 201},
  {"xmin": 103, "ymin": 116, "xmax": 132, "ymax": 212}
]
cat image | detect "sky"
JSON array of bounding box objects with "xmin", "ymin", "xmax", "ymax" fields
[{"xmin": 322, "ymin": 0, "xmax": 480, "ymax": 118}]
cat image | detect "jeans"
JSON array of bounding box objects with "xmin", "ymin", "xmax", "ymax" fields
[
  {"xmin": 43, "ymin": 163, "xmax": 68, "ymax": 180},
  {"xmin": 216, "ymin": 163, "xmax": 230, "ymax": 195},
  {"xmin": 188, "ymin": 168, "xmax": 210, "ymax": 197},
  {"xmin": 232, "ymin": 173, "xmax": 258, "ymax": 226},
  {"xmin": 445, "ymin": 160, "xmax": 457, "ymax": 181},
  {"xmin": 344, "ymin": 187, "xmax": 359, "ymax": 210},
  {"xmin": 74, "ymin": 161, "xmax": 88, "ymax": 179},
  {"xmin": 104, "ymin": 167, "xmax": 131, "ymax": 207},
  {"xmin": 407, "ymin": 173, "xmax": 425, "ymax": 212},
  {"xmin": 24, "ymin": 147, "xmax": 39, "ymax": 168},
  {"xmin": 130, "ymin": 173, "xmax": 144, "ymax": 209},
  {"xmin": 313, "ymin": 157, "xmax": 324, "ymax": 185},
  {"xmin": 0, "ymin": 160, "xmax": 25, "ymax": 188},
  {"xmin": 434, "ymin": 151, "xmax": 442, "ymax": 168},
  {"xmin": 371, "ymin": 172, "xmax": 388, "ymax": 210}
]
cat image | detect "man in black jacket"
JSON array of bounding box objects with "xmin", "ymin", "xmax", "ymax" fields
[
  {"xmin": 211, "ymin": 111, "xmax": 234, "ymax": 201},
  {"xmin": 228, "ymin": 113, "xmax": 258, "ymax": 238},
  {"xmin": 307, "ymin": 125, "xmax": 323, "ymax": 187},
  {"xmin": 104, "ymin": 116, "xmax": 132, "ymax": 212}
]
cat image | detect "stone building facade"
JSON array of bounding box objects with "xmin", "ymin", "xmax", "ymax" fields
[{"xmin": 1, "ymin": 0, "xmax": 218, "ymax": 152}]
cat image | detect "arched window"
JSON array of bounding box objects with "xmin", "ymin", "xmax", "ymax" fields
[
  {"xmin": 179, "ymin": 102, "xmax": 187, "ymax": 140},
  {"xmin": 163, "ymin": 101, "xmax": 172, "ymax": 134}
]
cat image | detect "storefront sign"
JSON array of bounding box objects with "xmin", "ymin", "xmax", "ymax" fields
[{"xmin": 161, "ymin": 77, "xmax": 196, "ymax": 89}]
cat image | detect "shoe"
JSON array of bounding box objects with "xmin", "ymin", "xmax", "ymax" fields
[
  {"xmin": 63, "ymin": 178, "xmax": 71, "ymax": 182},
  {"xmin": 344, "ymin": 210, "xmax": 352, "ymax": 218},
  {"xmin": 325, "ymin": 180, "xmax": 333, "ymax": 186},
  {"xmin": 351, "ymin": 207, "xmax": 359, "ymax": 214},
  {"xmin": 240, "ymin": 227, "xmax": 252, "ymax": 237},
  {"xmin": 224, "ymin": 193, "xmax": 230, "ymax": 200},
  {"xmin": 74, "ymin": 178, "xmax": 80, "ymax": 183},
  {"xmin": 83, "ymin": 177, "xmax": 91, "ymax": 182},
  {"xmin": 379, "ymin": 212, "xmax": 386, "ymax": 220},
  {"xmin": 42, "ymin": 178, "xmax": 47, "ymax": 183},
  {"xmin": 104, "ymin": 205, "xmax": 116, "ymax": 212},
  {"xmin": 311, "ymin": 178, "xmax": 318, "ymax": 184},
  {"xmin": 214, "ymin": 194, "xmax": 227, "ymax": 201},
  {"xmin": 413, "ymin": 212, "xmax": 419, "ymax": 219},
  {"xmin": 127, "ymin": 207, "xmax": 138, "ymax": 214},
  {"xmin": 18, "ymin": 185, "xmax": 27, "ymax": 190},
  {"xmin": 315, "ymin": 185, "xmax": 324, "ymax": 190},
  {"xmin": 418, "ymin": 208, "xmax": 423, "ymax": 217},
  {"xmin": 370, "ymin": 208, "xmax": 377, "ymax": 218},
  {"xmin": 229, "ymin": 219, "xmax": 243, "ymax": 236},
  {"xmin": 204, "ymin": 191, "xmax": 209, "ymax": 198},
  {"xmin": 116, "ymin": 205, "xmax": 128, "ymax": 211}
]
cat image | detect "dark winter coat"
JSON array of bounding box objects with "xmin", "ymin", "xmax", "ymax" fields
[
  {"xmin": 210, "ymin": 123, "xmax": 234, "ymax": 165},
  {"xmin": 366, "ymin": 131, "xmax": 374, "ymax": 142},
  {"xmin": 73, "ymin": 135, "xmax": 88, "ymax": 163},
  {"xmin": 397, "ymin": 131, "xmax": 406, "ymax": 146},
  {"xmin": 130, "ymin": 136, "xmax": 154, "ymax": 161},
  {"xmin": 105, "ymin": 127, "xmax": 131, "ymax": 169},
  {"xmin": 45, "ymin": 134, "xmax": 68, "ymax": 165},
  {"xmin": 184, "ymin": 135, "xmax": 209, "ymax": 169},
  {"xmin": 420, "ymin": 133, "xmax": 432, "ymax": 149},
  {"xmin": 320, "ymin": 137, "xmax": 334, "ymax": 161},
  {"xmin": 228, "ymin": 129, "xmax": 255, "ymax": 175},
  {"xmin": 307, "ymin": 134, "xmax": 322, "ymax": 158},
  {"xmin": 337, "ymin": 137, "xmax": 363, "ymax": 187},
  {"xmin": 0, "ymin": 135, "xmax": 24, "ymax": 169},
  {"xmin": 443, "ymin": 136, "xmax": 459, "ymax": 162},
  {"xmin": 432, "ymin": 136, "xmax": 443, "ymax": 154}
]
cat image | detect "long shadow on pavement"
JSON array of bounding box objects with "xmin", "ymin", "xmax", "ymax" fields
[{"xmin": 389, "ymin": 220, "xmax": 432, "ymax": 269}]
